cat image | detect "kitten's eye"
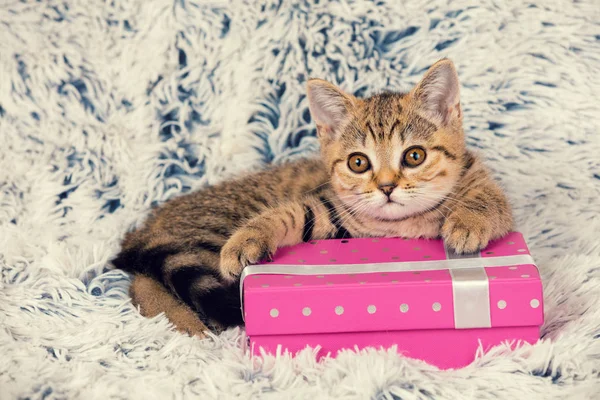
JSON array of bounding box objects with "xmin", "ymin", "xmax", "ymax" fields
[
  {"xmin": 347, "ymin": 153, "xmax": 371, "ymax": 173},
  {"xmin": 402, "ymin": 146, "xmax": 427, "ymax": 167}
]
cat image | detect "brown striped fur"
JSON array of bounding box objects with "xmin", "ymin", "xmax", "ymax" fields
[{"xmin": 113, "ymin": 59, "xmax": 513, "ymax": 336}]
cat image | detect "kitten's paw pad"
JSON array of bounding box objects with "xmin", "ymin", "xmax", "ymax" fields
[
  {"xmin": 220, "ymin": 229, "xmax": 276, "ymax": 282},
  {"xmin": 442, "ymin": 214, "xmax": 491, "ymax": 254}
]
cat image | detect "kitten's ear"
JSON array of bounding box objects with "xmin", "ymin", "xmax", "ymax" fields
[
  {"xmin": 307, "ymin": 79, "xmax": 356, "ymax": 139},
  {"xmin": 412, "ymin": 59, "xmax": 461, "ymax": 126}
]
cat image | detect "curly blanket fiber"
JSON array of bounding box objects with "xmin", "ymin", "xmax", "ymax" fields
[{"xmin": 1, "ymin": 0, "xmax": 599, "ymax": 399}]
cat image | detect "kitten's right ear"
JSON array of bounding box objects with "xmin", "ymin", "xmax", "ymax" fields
[{"xmin": 307, "ymin": 79, "xmax": 355, "ymax": 139}]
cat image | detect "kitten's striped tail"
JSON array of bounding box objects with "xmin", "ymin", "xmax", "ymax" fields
[{"xmin": 113, "ymin": 240, "xmax": 243, "ymax": 329}]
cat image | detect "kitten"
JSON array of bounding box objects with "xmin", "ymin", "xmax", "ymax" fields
[{"xmin": 112, "ymin": 59, "xmax": 513, "ymax": 336}]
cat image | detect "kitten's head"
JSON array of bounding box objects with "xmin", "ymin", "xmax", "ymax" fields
[{"xmin": 307, "ymin": 59, "xmax": 466, "ymax": 221}]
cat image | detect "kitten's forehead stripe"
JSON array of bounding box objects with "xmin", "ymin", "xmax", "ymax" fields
[
  {"xmin": 345, "ymin": 91, "xmax": 417, "ymax": 148},
  {"xmin": 378, "ymin": 123, "xmax": 385, "ymax": 142},
  {"xmin": 366, "ymin": 121, "xmax": 377, "ymax": 144},
  {"xmin": 389, "ymin": 120, "xmax": 401, "ymax": 140},
  {"xmin": 399, "ymin": 122, "xmax": 411, "ymax": 144}
]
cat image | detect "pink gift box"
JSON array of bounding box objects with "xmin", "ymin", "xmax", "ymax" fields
[{"xmin": 241, "ymin": 232, "xmax": 544, "ymax": 369}]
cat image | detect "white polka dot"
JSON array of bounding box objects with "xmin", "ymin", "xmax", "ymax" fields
[
  {"xmin": 302, "ymin": 307, "xmax": 312, "ymax": 316},
  {"xmin": 425, "ymin": 279, "xmax": 431, "ymax": 283},
  {"xmin": 509, "ymin": 266, "xmax": 518, "ymax": 270},
  {"xmin": 320, "ymin": 250, "xmax": 328, "ymax": 254},
  {"xmin": 293, "ymin": 283, "xmax": 302, "ymax": 286},
  {"xmin": 432, "ymin": 302, "xmax": 442, "ymax": 312},
  {"xmin": 335, "ymin": 306, "xmax": 344, "ymax": 315},
  {"xmin": 326, "ymin": 282, "xmax": 333, "ymax": 285},
  {"xmin": 400, "ymin": 304, "xmax": 409, "ymax": 313},
  {"xmin": 270, "ymin": 308, "xmax": 279, "ymax": 318},
  {"xmin": 517, "ymin": 249, "xmax": 527, "ymax": 253},
  {"xmin": 489, "ymin": 276, "xmax": 497, "ymax": 280},
  {"xmin": 497, "ymin": 300, "xmax": 507, "ymax": 309},
  {"xmin": 530, "ymin": 299, "xmax": 540, "ymax": 309},
  {"xmin": 367, "ymin": 305, "xmax": 376, "ymax": 314},
  {"xmin": 521, "ymin": 274, "xmax": 530, "ymax": 278},
  {"xmin": 359, "ymin": 281, "xmax": 366, "ymax": 285},
  {"xmin": 507, "ymin": 241, "xmax": 515, "ymax": 245},
  {"xmin": 316, "ymin": 275, "xmax": 324, "ymax": 278},
  {"xmin": 261, "ymin": 284, "xmax": 270, "ymax": 288}
]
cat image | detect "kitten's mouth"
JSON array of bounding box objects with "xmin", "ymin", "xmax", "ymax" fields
[{"xmin": 384, "ymin": 198, "xmax": 404, "ymax": 206}]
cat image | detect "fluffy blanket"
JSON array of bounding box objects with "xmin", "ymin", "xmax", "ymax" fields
[{"xmin": 1, "ymin": 0, "xmax": 599, "ymax": 398}]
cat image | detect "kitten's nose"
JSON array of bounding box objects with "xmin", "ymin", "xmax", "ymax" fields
[{"xmin": 379, "ymin": 183, "xmax": 396, "ymax": 196}]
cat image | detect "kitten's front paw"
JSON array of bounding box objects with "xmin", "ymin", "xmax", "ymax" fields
[
  {"xmin": 442, "ymin": 211, "xmax": 492, "ymax": 254},
  {"xmin": 220, "ymin": 228, "xmax": 276, "ymax": 282}
]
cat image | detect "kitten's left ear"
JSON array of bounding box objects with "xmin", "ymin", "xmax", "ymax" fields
[
  {"xmin": 412, "ymin": 59, "xmax": 461, "ymax": 126},
  {"xmin": 307, "ymin": 79, "xmax": 356, "ymax": 140}
]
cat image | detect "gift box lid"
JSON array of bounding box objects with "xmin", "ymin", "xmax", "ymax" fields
[{"xmin": 241, "ymin": 232, "xmax": 544, "ymax": 336}]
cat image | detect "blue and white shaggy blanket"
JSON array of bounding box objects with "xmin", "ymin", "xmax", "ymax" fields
[{"xmin": 1, "ymin": 0, "xmax": 599, "ymax": 398}]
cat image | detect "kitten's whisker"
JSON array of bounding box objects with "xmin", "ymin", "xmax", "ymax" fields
[
  {"xmin": 418, "ymin": 191, "xmax": 491, "ymax": 211},
  {"xmin": 412, "ymin": 187, "xmax": 481, "ymax": 207},
  {"xmin": 409, "ymin": 197, "xmax": 448, "ymax": 221},
  {"xmin": 418, "ymin": 180, "xmax": 494, "ymax": 207},
  {"xmin": 411, "ymin": 195, "xmax": 469, "ymax": 227},
  {"xmin": 300, "ymin": 196, "xmax": 368, "ymax": 234},
  {"xmin": 406, "ymin": 188, "xmax": 468, "ymax": 218},
  {"xmin": 414, "ymin": 194, "xmax": 467, "ymax": 214},
  {"xmin": 336, "ymin": 201, "xmax": 371, "ymax": 228},
  {"xmin": 303, "ymin": 179, "xmax": 332, "ymax": 195},
  {"xmin": 335, "ymin": 200, "xmax": 366, "ymax": 220}
]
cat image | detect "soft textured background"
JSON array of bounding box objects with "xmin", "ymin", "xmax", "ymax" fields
[{"xmin": 1, "ymin": 0, "xmax": 600, "ymax": 399}]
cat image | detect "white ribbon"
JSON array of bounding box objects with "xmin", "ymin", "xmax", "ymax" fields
[
  {"xmin": 449, "ymin": 268, "xmax": 491, "ymax": 329},
  {"xmin": 239, "ymin": 254, "xmax": 537, "ymax": 327}
]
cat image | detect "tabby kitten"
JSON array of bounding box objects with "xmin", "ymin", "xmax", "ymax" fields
[{"xmin": 113, "ymin": 59, "xmax": 513, "ymax": 336}]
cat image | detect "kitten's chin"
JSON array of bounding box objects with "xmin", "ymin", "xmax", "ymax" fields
[{"xmin": 365, "ymin": 197, "xmax": 444, "ymax": 221}]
